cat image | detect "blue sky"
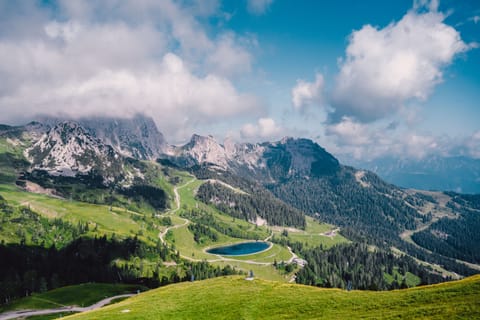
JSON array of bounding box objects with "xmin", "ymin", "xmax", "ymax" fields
[{"xmin": 0, "ymin": 0, "xmax": 478, "ymax": 160}]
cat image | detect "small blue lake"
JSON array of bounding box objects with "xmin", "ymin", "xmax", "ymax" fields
[{"xmin": 206, "ymin": 241, "xmax": 270, "ymax": 256}]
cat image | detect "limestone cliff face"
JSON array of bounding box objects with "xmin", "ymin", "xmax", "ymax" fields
[
  {"xmin": 25, "ymin": 121, "xmax": 123, "ymax": 182},
  {"xmin": 78, "ymin": 114, "xmax": 167, "ymax": 160}
]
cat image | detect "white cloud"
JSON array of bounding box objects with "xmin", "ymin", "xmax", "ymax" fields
[
  {"xmin": 291, "ymin": 73, "xmax": 324, "ymax": 111},
  {"xmin": 324, "ymin": 116, "xmax": 449, "ymax": 160},
  {"xmin": 325, "ymin": 117, "xmax": 371, "ymax": 146},
  {"xmin": 247, "ymin": 0, "xmax": 274, "ymax": 15},
  {"xmin": 207, "ymin": 32, "xmax": 254, "ymax": 76},
  {"xmin": 0, "ymin": 0, "xmax": 261, "ymax": 142},
  {"xmin": 331, "ymin": 2, "xmax": 471, "ymax": 123},
  {"xmin": 413, "ymin": 0, "xmax": 439, "ymax": 12},
  {"xmin": 470, "ymin": 16, "xmax": 480, "ymax": 24},
  {"xmin": 240, "ymin": 117, "xmax": 282, "ymax": 140}
]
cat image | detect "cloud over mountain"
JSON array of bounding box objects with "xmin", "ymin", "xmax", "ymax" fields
[
  {"xmin": 0, "ymin": 0, "xmax": 262, "ymax": 142},
  {"xmin": 241, "ymin": 117, "xmax": 282, "ymax": 140}
]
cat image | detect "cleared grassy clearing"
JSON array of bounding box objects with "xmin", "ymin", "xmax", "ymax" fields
[
  {"xmin": 273, "ymin": 216, "xmax": 349, "ymax": 249},
  {"xmin": 209, "ymin": 261, "xmax": 290, "ymax": 282},
  {"xmin": 384, "ymin": 270, "xmax": 421, "ymax": 287},
  {"xmin": 0, "ymin": 184, "xmax": 158, "ymax": 245}
]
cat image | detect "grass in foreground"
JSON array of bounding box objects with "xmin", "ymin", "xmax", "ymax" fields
[
  {"xmin": 0, "ymin": 283, "xmax": 146, "ymax": 313},
  {"xmin": 63, "ymin": 275, "xmax": 480, "ymax": 320},
  {"xmin": 26, "ymin": 312, "xmax": 78, "ymax": 320}
]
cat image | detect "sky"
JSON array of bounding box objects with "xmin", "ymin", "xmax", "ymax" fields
[{"xmin": 0, "ymin": 0, "xmax": 479, "ymax": 161}]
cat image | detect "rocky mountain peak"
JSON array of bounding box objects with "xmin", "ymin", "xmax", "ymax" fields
[
  {"xmin": 182, "ymin": 134, "xmax": 229, "ymax": 168},
  {"xmin": 77, "ymin": 114, "xmax": 167, "ymax": 160},
  {"xmin": 25, "ymin": 121, "xmax": 123, "ymax": 181},
  {"xmin": 34, "ymin": 114, "xmax": 167, "ymax": 160},
  {"xmin": 164, "ymin": 134, "xmax": 339, "ymax": 182}
]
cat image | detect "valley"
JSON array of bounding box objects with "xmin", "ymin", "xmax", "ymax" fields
[
  {"xmin": 156, "ymin": 174, "xmax": 343, "ymax": 282},
  {"xmin": 0, "ymin": 116, "xmax": 478, "ymax": 319},
  {"xmin": 1, "ymin": 1, "xmax": 479, "ymax": 318}
]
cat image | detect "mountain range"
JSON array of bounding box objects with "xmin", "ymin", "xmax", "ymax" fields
[
  {"xmin": 15, "ymin": 114, "xmax": 479, "ymax": 195},
  {"xmin": 0, "ymin": 114, "xmax": 479, "ymax": 302}
]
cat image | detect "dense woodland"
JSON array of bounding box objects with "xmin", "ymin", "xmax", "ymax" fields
[
  {"xmin": 446, "ymin": 192, "xmax": 480, "ymax": 210},
  {"xmin": 295, "ymin": 243, "xmax": 447, "ymax": 290},
  {"xmin": 0, "ymin": 235, "xmax": 240, "ymax": 304},
  {"xmin": 196, "ymin": 182, "xmax": 305, "ymax": 228},
  {"xmin": 412, "ymin": 206, "xmax": 480, "ymax": 264}
]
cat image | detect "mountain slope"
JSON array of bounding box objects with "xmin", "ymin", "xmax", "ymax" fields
[
  {"xmin": 64, "ymin": 275, "xmax": 480, "ymax": 320},
  {"xmin": 167, "ymin": 134, "xmax": 479, "ymax": 276}
]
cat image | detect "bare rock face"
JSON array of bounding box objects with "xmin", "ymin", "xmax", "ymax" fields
[
  {"xmin": 25, "ymin": 121, "xmax": 123, "ymax": 182},
  {"xmin": 78, "ymin": 114, "xmax": 167, "ymax": 160}
]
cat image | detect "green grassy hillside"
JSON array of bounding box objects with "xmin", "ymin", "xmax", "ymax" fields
[{"xmin": 64, "ymin": 275, "xmax": 480, "ymax": 320}]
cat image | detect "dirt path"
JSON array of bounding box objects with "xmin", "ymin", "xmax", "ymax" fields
[
  {"xmin": 264, "ymin": 230, "xmax": 273, "ymax": 242},
  {"xmin": 0, "ymin": 294, "xmax": 134, "ymax": 320},
  {"xmin": 158, "ymin": 178, "xmax": 196, "ymax": 244}
]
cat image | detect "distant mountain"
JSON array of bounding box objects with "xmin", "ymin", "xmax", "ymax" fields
[
  {"xmin": 346, "ymin": 155, "xmax": 480, "ymax": 194},
  {"xmin": 25, "ymin": 121, "xmax": 124, "ymax": 182}
]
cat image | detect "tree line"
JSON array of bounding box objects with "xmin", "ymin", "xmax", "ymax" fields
[{"xmin": 412, "ymin": 206, "xmax": 480, "ymax": 264}]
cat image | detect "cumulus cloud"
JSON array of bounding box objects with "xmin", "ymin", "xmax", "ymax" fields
[
  {"xmin": 0, "ymin": 0, "xmax": 260, "ymax": 142},
  {"xmin": 247, "ymin": 0, "xmax": 274, "ymax": 15},
  {"xmin": 240, "ymin": 117, "xmax": 282, "ymax": 140},
  {"xmin": 324, "ymin": 116, "xmax": 449, "ymax": 160},
  {"xmin": 325, "ymin": 117, "xmax": 371, "ymax": 146},
  {"xmin": 206, "ymin": 32, "xmax": 254, "ymax": 76},
  {"xmin": 331, "ymin": 2, "xmax": 472, "ymax": 123},
  {"xmin": 291, "ymin": 73, "xmax": 325, "ymax": 111}
]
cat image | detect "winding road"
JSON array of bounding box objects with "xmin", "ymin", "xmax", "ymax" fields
[
  {"xmin": 158, "ymin": 178, "xmax": 196, "ymax": 244},
  {"xmin": 0, "ymin": 294, "xmax": 134, "ymax": 320}
]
